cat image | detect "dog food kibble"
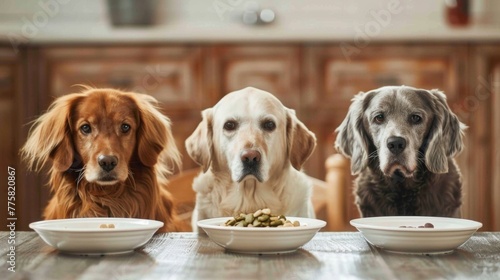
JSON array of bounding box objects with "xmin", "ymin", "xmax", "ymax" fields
[
  {"xmin": 99, "ymin": 223, "xmax": 115, "ymax": 229},
  {"xmin": 399, "ymin": 222, "xmax": 434, "ymax": 229},
  {"xmin": 223, "ymin": 208, "xmax": 301, "ymax": 228}
]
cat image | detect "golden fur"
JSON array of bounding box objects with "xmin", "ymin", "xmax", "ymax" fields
[{"xmin": 21, "ymin": 87, "xmax": 184, "ymax": 232}]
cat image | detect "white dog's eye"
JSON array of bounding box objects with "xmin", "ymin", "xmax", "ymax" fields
[
  {"xmin": 373, "ymin": 114, "xmax": 384, "ymax": 124},
  {"xmin": 223, "ymin": 121, "xmax": 237, "ymax": 131},
  {"xmin": 409, "ymin": 114, "xmax": 422, "ymax": 124},
  {"xmin": 262, "ymin": 120, "xmax": 276, "ymax": 131}
]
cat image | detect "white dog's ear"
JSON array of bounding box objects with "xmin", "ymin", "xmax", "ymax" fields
[
  {"xmin": 286, "ymin": 109, "xmax": 316, "ymax": 170},
  {"xmin": 186, "ymin": 108, "xmax": 213, "ymax": 172},
  {"xmin": 424, "ymin": 89, "xmax": 467, "ymax": 173},
  {"xmin": 335, "ymin": 91, "xmax": 373, "ymax": 175}
]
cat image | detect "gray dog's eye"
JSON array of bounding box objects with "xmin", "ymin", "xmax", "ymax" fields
[
  {"xmin": 223, "ymin": 121, "xmax": 237, "ymax": 131},
  {"xmin": 262, "ymin": 120, "xmax": 276, "ymax": 131},
  {"xmin": 409, "ymin": 114, "xmax": 422, "ymax": 124},
  {"xmin": 374, "ymin": 114, "xmax": 384, "ymax": 124}
]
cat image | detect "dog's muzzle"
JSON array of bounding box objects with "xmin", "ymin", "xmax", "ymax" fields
[
  {"xmin": 384, "ymin": 136, "xmax": 415, "ymax": 178},
  {"xmin": 387, "ymin": 136, "xmax": 406, "ymax": 155},
  {"xmin": 238, "ymin": 149, "xmax": 262, "ymax": 182},
  {"xmin": 97, "ymin": 154, "xmax": 119, "ymax": 184}
]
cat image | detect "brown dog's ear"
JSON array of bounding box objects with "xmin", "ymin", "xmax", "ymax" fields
[
  {"xmin": 136, "ymin": 94, "xmax": 181, "ymax": 173},
  {"xmin": 185, "ymin": 109, "xmax": 213, "ymax": 173},
  {"xmin": 424, "ymin": 89, "xmax": 467, "ymax": 173},
  {"xmin": 21, "ymin": 94, "xmax": 80, "ymax": 172},
  {"xmin": 286, "ymin": 109, "xmax": 316, "ymax": 170},
  {"xmin": 335, "ymin": 91, "xmax": 374, "ymax": 175}
]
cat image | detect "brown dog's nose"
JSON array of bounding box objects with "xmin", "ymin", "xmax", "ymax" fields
[
  {"xmin": 241, "ymin": 150, "xmax": 261, "ymax": 165},
  {"xmin": 387, "ymin": 136, "xmax": 406, "ymax": 155},
  {"xmin": 98, "ymin": 155, "xmax": 118, "ymax": 172}
]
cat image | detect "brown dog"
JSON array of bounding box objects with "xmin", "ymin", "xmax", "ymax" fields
[{"xmin": 22, "ymin": 87, "xmax": 183, "ymax": 232}]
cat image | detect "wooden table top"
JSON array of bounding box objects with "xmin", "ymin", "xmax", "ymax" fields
[{"xmin": 1, "ymin": 231, "xmax": 499, "ymax": 279}]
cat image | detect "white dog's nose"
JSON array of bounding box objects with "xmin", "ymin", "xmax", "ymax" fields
[{"xmin": 241, "ymin": 149, "xmax": 261, "ymax": 166}]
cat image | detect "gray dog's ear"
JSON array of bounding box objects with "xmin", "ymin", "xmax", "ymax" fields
[
  {"xmin": 335, "ymin": 91, "xmax": 374, "ymax": 175},
  {"xmin": 286, "ymin": 109, "xmax": 317, "ymax": 170},
  {"xmin": 186, "ymin": 108, "xmax": 214, "ymax": 172},
  {"xmin": 424, "ymin": 89, "xmax": 467, "ymax": 173}
]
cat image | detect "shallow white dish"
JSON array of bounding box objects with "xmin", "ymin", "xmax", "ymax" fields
[
  {"xmin": 350, "ymin": 216, "xmax": 482, "ymax": 254},
  {"xmin": 197, "ymin": 217, "xmax": 326, "ymax": 254},
  {"xmin": 29, "ymin": 218, "xmax": 163, "ymax": 255}
]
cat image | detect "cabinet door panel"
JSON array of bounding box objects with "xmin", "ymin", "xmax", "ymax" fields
[
  {"xmin": 470, "ymin": 45, "xmax": 500, "ymax": 231},
  {"xmin": 0, "ymin": 47, "xmax": 28, "ymax": 229},
  {"xmin": 41, "ymin": 46, "xmax": 205, "ymax": 116},
  {"xmin": 304, "ymin": 45, "xmax": 465, "ymax": 111},
  {"xmin": 210, "ymin": 46, "xmax": 301, "ymax": 109}
]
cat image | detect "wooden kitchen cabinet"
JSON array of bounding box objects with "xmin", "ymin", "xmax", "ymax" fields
[
  {"xmin": 5, "ymin": 43, "xmax": 498, "ymax": 231},
  {"xmin": 0, "ymin": 46, "xmax": 35, "ymax": 230},
  {"xmin": 207, "ymin": 45, "xmax": 302, "ymax": 110},
  {"xmin": 468, "ymin": 45, "xmax": 500, "ymax": 231}
]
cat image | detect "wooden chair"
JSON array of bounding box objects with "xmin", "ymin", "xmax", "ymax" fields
[
  {"xmin": 166, "ymin": 154, "xmax": 351, "ymax": 231},
  {"xmin": 166, "ymin": 168, "xmax": 200, "ymax": 231}
]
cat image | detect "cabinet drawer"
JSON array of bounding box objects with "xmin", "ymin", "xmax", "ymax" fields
[
  {"xmin": 305, "ymin": 45, "xmax": 465, "ymax": 111},
  {"xmin": 41, "ymin": 46, "xmax": 205, "ymax": 115}
]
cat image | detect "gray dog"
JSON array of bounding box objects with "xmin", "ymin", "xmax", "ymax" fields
[{"xmin": 335, "ymin": 86, "xmax": 466, "ymax": 218}]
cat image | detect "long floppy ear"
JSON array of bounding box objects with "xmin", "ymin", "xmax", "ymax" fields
[
  {"xmin": 185, "ymin": 108, "xmax": 213, "ymax": 172},
  {"xmin": 135, "ymin": 93, "xmax": 181, "ymax": 174},
  {"xmin": 334, "ymin": 91, "xmax": 374, "ymax": 175},
  {"xmin": 424, "ymin": 89, "xmax": 467, "ymax": 173},
  {"xmin": 286, "ymin": 109, "xmax": 316, "ymax": 170},
  {"xmin": 21, "ymin": 93, "xmax": 81, "ymax": 172}
]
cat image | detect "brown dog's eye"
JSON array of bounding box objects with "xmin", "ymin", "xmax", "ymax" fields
[
  {"xmin": 80, "ymin": 124, "xmax": 91, "ymax": 135},
  {"xmin": 223, "ymin": 121, "xmax": 237, "ymax": 131},
  {"xmin": 374, "ymin": 114, "xmax": 384, "ymax": 124},
  {"xmin": 262, "ymin": 120, "xmax": 276, "ymax": 131},
  {"xmin": 410, "ymin": 114, "xmax": 422, "ymax": 124},
  {"xmin": 121, "ymin": 124, "xmax": 131, "ymax": 133}
]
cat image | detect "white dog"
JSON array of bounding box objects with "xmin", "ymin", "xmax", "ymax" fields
[{"xmin": 186, "ymin": 87, "xmax": 317, "ymax": 230}]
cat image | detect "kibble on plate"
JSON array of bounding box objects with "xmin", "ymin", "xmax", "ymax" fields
[
  {"xmin": 99, "ymin": 223, "xmax": 115, "ymax": 229},
  {"xmin": 222, "ymin": 208, "xmax": 301, "ymax": 228},
  {"xmin": 399, "ymin": 223, "xmax": 434, "ymax": 229}
]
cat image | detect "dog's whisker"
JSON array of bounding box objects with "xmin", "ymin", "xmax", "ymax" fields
[
  {"xmin": 416, "ymin": 151, "xmax": 426, "ymax": 165},
  {"xmin": 76, "ymin": 165, "xmax": 86, "ymax": 187},
  {"xmin": 368, "ymin": 150, "xmax": 378, "ymax": 159}
]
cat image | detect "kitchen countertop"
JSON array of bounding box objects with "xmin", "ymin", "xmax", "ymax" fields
[{"xmin": 1, "ymin": 0, "xmax": 500, "ymax": 44}]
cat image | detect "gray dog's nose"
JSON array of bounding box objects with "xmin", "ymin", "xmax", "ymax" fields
[
  {"xmin": 387, "ymin": 137, "xmax": 406, "ymax": 155},
  {"xmin": 98, "ymin": 155, "xmax": 118, "ymax": 172}
]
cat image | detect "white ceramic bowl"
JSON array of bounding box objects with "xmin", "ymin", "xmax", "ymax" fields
[
  {"xmin": 29, "ymin": 218, "xmax": 163, "ymax": 255},
  {"xmin": 350, "ymin": 216, "xmax": 482, "ymax": 254},
  {"xmin": 197, "ymin": 217, "xmax": 326, "ymax": 254}
]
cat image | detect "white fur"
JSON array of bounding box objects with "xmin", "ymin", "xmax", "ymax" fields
[{"xmin": 186, "ymin": 87, "xmax": 317, "ymax": 231}]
